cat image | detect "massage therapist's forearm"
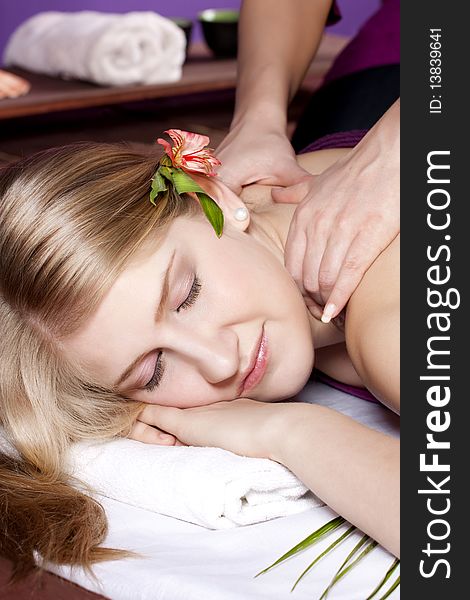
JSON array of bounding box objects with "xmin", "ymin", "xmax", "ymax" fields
[
  {"xmin": 269, "ymin": 404, "xmax": 400, "ymax": 557},
  {"xmin": 233, "ymin": 0, "xmax": 332, "ymax": 131}
]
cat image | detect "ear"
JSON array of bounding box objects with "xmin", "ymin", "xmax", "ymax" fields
[{"xmin": 189, "ymin": 173, "xmax": 250, "ymax": 232}]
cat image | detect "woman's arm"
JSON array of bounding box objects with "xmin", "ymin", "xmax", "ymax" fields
[
  {"xmin": 135, "ymin": 398, "xmax": 399, "ymax": 558},
  {"xmin": 270, "ymin": 403, "xmax": 400, "ymax": 558}
]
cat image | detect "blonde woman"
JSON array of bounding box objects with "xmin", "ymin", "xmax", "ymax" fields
[{"xmin": 0, "ymin": 132, "xmax": 398, "ymax": 579}]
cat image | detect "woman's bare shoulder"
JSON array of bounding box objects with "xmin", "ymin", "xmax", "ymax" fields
[
  {"xmin": 345, "ymin": 235, "xmax": 400, "ymax": 412},
  {"xmin": 297, "ymin": 147, "xmax": 351, "ymax": 174}
]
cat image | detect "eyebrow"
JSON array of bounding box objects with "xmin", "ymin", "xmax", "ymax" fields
[{"xmin": 113, "ymin": 250, "xmax": 176, "ymax": 389}]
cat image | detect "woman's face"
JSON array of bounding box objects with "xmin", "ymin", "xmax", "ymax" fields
[{"xmin": 63, "ymin": 216, "xmax": 314, "ymax": 407}]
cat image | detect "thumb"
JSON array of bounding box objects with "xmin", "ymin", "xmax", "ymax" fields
[{"xmin": 271, "ymin": 177, "xmax": 313, "ymax": 204}]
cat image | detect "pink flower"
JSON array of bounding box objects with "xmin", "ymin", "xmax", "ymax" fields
[{"xmin": 157, "ymin": 129, "xmax": 221, "ymax": 176}]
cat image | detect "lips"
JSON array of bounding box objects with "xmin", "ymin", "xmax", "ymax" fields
[{"xmin": 238, "ymin": 326, "xmax": 269, "ymax": 397}]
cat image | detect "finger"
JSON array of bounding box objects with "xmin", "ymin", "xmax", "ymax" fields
[
  {"xmin": 323, "ymin": 232, "xmax": 390, "ymax": 319},
  {"xmin": 316, "ymin": 227, "xmax": 355, "ymax": 306},
  {"xmin": 303, "ymin": 295, "xmax": 324, "ymax": 321},
  {"xmin": 271, "ymin": 177, "xmax": 312, "ymax": 204},
  {"xmin": 139, "ymin": 404, "xmax": 181, "ymax": 436},
  {"xmin": 299, "ymin": 214, "xmax": 333, "ymax": 307},
  {"xmin": 129, "ymin": 419, "xmax": 177, "ymax": 445},
  {"xmin": 267, "ymin": 164, "xmax": 312, "ymax": 189}
]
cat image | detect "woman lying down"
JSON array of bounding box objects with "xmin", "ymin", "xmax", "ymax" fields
[{"xmin": 0, "ymin": 129, "xmax": 399, "ymax": 577}]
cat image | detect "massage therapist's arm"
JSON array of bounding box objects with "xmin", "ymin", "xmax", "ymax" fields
[
  {"xmin": 134, "ymin": 398, "xmax": 399, "ymax": 558},
  {"xmin": 216, "ymin": 0, "xmax": 332, "ymax": 191}
]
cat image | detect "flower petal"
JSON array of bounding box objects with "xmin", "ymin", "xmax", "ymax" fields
[
  {"xmin": 156, "ymin": 137, "xmax": 174, "ymax": 162},
  {"xmin": 182, "ymin": 153, "xmax": 221, "ymax": 176},
  {"xmin": 165, "ymin": 129, "xmax": 210, "ymax": 156},
  {"xmin": 157, "ymin": 129, "xmax": 221, "ymax": 175}
]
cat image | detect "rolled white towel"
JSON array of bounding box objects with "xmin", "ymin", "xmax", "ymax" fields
[
  {"xmin": 3, "ymin": 11, "xmax": 186, "ymax": 86},
  {"xmin": 68, "ymin": 439, "xmax": 324, "ymax": 529}
]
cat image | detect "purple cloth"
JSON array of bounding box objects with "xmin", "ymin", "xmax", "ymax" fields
[
  {"xmin": 326, "ymin": 0, "xmax": 400, "ymax": 84},
  {"xmin": 313, "ymin": 370, "xmax": 379, "ymax": 404},
  {"xmin": 299, "ymin": 129, "xmax": 368, "ymax": 154}
]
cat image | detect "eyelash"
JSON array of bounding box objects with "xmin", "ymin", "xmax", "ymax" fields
[{"xmin": 144, "ymin": 275, "xmax": 202, "ymax": 392}]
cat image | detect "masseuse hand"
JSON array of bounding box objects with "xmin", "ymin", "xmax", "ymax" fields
[
  {"xmin": 274, "ymin": 100, "xmax": 400, "ymax": 322},
  {"xmin": 129, "ymin": 398, "xmax": 302, "ymax": 460},
  {"xmin": 217, "ymin": 124, "xmax": 311, "ymax": 194},
  {"xmin": 0, "ymin": 69, "xmax": 30, "ymax": 99}
]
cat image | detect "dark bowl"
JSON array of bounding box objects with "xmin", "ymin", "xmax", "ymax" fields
[
  {"xmin": 198, "ymin": 9, "xmax": 239, "ymax": 58},
  {"xmin": 170, "ymin": 17, "xmax": 193, "ymax": 61}
]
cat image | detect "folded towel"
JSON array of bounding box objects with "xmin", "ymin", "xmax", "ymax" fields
[
  {"xmin": 3, "ymin": 11, "xmax": 186, "ymax": 86},
  {"xmin": 68, "ymin": 439, "xmax": 323, "ymax": 528}
]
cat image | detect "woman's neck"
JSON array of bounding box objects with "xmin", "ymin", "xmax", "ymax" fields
[{"xmin": 242, "ymin": 189, "xmax": 344, "ymax": 349}]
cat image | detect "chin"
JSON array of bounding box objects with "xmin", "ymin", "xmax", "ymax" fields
[{"xmin": 261, "ymin": 347, "xmax": 314, "ymax": 402}]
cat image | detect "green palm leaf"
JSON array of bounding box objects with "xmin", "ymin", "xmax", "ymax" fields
[
  {"xmin": 291, "ymin": 525, "xmax": 356, "ymax": 591},
  {"xmin": 255, "ymin": 516, "xmax": 346, "ymax": 578},
  {"xmin": 255, "ymin": 515, "xmax": 400, "ymax": 599},
  {"xmin": 319, "ymin": 536, "xmax": 378, "ymax": 600},
  {"xmin": 377, "ymin": 575, "xmax": 400, "ymax": 600},
  {"xmin": 365, "ymin": 558, "xmax": 400, "ymax": 599}
]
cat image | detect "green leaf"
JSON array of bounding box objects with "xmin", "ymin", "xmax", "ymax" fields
[
  {"xmin": 196, "ymin": 192, "xmax": 224, "ymax": 237},
  {"xmin": 255, "ymin": 516, "xmax": 346, "ymax": 578},
  {"xmin": 171, "ymin": 169, "xmax": 205, "ymax": 194},
  {"xmin": 366, "ymin": 558, "xmax": 400, "ymax": 600},
  {"xmin": 290, "ymin": 525, "xmax": 356, "ymax": 591},
  {"xmin": 150, "ymin": 171, "xmax": 168, "ymax": 204},
  {"xmin": 319, "ymin": 536, "xmax": 378, "ymax": 600},
  {"xmin": 377, "ymin": 575, "xmax": 400, "ymax": 600},
  {"xmin": 158, "ymin": 166, "xmax": 174, "ymax": 182}
]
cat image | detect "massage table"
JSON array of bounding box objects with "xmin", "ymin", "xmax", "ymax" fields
[{"xmin": 40, "ymin": 381, "xmax": 400, "ymax": 600}]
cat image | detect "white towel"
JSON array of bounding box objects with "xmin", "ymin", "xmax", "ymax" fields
[
  {"xmin": 68, "ymin": 439, "xmax": 323, "ymax": 529},
  {"xmin": 3, "ymin": 11, "xmax": 186, "ymax": 86}
]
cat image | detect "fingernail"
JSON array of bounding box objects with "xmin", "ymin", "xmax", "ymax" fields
[{"xmin": 321, "ymin": 303, "xmax": 336, "ymax": 324}]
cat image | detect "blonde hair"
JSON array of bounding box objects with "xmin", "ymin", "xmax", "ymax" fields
[{"xmin": 0, "ymin": 142, "xmax": 198, "ymax": 579}]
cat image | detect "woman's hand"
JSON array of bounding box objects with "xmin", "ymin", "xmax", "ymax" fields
[
  {"xmin": 0, "ymin": 69, "xmax": 30, "ymax": 99},
  {"xmin": 129, "ymin": 398, "xmax": 300, "ymax": 460},
  {"xmin": 216, "ymin": 124, "xmax": 311, "ymax": 194},
  {"xmin": 273, "ymin": 101, "xmax": 400, "ymax": 321},
  {"xmin": 130, "ymin": 398, "xmax": 400, "ymax": 555}
]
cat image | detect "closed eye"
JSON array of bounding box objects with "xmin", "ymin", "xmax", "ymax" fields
[
  {"xmin": 177, "ymin": 275, "xmax": 202, "ymax": 312},
  {"xmin": 144, "ymin": 275, "xmax": 202, "ymax": 392}
]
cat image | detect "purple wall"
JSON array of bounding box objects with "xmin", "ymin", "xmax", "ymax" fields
[{"xmin": 0, "ymin": 0, "xmax": 380, "ymax": 65}]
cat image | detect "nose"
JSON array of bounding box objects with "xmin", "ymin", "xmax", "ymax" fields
[{"xmin": 165, "ymin": 322, "xmax": 239, "ymax": 384}]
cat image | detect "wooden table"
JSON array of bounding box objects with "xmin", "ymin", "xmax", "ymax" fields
[
  {"xmin": 0, "ymin": 36, "xmax": 347, "ymax": 121},
  {"xmin": 0, "ymin": 557, "xmax": 107, "ymax": 600}
]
